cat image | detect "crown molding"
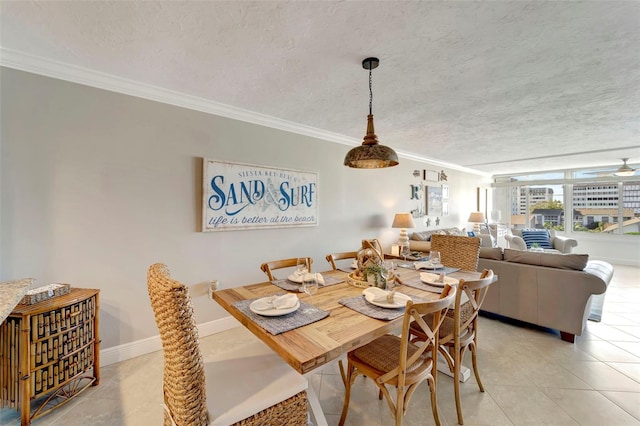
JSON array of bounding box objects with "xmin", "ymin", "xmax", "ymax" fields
[{"xmin": 0, "ymin": 48, "xmax": 487, "ymax": 176}]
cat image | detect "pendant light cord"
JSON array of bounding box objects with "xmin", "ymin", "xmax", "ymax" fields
[{"xmin": 369, "ymin": 64, "xmax": 373, "ymax": 115}]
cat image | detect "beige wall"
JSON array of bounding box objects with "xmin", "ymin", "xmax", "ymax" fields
[{"xmin": 1, "ymin": 68, "xmax": 485, "ymax": 350}]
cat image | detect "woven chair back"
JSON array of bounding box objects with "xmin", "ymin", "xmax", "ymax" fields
[
  {"xmin": 430, "ymin": 234, "xmax": 480, "ymax": 271},
  {"xmin": 147, "ymin": 263, "xmax": 209, "ymax": 426}
]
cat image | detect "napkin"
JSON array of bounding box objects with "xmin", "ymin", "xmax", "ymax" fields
[
  {"xmin": 315, "ymin": 273, "xmax": 325, "ymax": 285},
  {"xmin": 366, "ymin": 287, "xmax": 396, "ymax": 304},
  {"xmin": 254, "ymin": 294, "xmax": 299, "ymax": 311},
  {"xmin": 414, "ymin": 261, "xmax": 442, "ymax": 270},
  {"xmin": 272, "ymin": 294, "xmax": 298, "ymax": 309}
]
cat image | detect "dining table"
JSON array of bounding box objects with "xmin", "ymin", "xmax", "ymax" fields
[{"xmin": 213, "ymin": 263, "xmax": 492, "ymax": 425}]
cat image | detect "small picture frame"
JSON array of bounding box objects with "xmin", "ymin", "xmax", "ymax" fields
[{"xmin": 426, "ymin": 186, "xmax": 443, "ymax": 216}]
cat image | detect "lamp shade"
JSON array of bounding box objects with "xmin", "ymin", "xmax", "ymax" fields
[
  {"xmin": 467, "ymin": 212, "xmax": 486, "ymax": 223},
  {"xmin": 392, "ymin": 213, "xmax": 416, "ymax": 229}
]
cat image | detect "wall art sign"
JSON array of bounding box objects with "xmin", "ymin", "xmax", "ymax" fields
[{"xmin": 202, "ymin": 159, "xmax": 318, "ymax": 232}]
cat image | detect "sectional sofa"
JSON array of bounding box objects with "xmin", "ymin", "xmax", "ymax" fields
[{"xmin": 478, "ymin": 248, "xmax": 614, "ymax": 342}]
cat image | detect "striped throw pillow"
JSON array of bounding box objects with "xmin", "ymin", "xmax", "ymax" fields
[{"xmin": 521, "ymin": 229, "xmax": 553, "ymax": 249}]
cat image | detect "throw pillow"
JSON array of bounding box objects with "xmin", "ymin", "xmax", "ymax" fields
[{"xmin": 521, "ymin": 229, "xmax": 553, "ymax": 249}]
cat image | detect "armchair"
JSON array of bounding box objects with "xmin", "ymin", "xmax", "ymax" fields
[{"xmin": 506, "ymin": 229, "xmax": 578, "ymax": 253}]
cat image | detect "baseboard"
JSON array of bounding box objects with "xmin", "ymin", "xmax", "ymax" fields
[{"xmin": 100, "ymin": 316, "xmax": 240, "ymax": 366}]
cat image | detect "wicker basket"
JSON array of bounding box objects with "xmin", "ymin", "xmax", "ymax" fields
[
  {"xmin": 346, "ymin": 272, "xmax": 375, "ymax": 289},
  {"xmin": 20, "ymin": 283, "xmax": 71, "ymax": 305}
]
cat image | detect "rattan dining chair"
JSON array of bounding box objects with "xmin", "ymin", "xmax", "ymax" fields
[
  {"xmin": 147, "ymin": 263, "xmax": 308, "ymax": 426},
  {"xmin": 325, "ymin": 251, "xmax": 358, "ymax": 270},
  {"xmin": 260, "ymin": 257, "xmax": 313, "ymax": 281},
  {"xmin": 339, "ymin": 285, "xmax": 457, "ymax": 426},
  {"xmin": 409, "ymin": 269, "xmax": 496, "ymax": 425},
  {"xmin": 430, "ymin": 234, "xmax": 481, "ymax": 272}
]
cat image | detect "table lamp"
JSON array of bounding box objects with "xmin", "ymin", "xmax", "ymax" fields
[
  {"xmin": 467, "ymin": 211, "xmax": 488, "ymax": 234},
  {"xmin": 392, "ymin": 212, "xmax": 416, "ymax": 255}
]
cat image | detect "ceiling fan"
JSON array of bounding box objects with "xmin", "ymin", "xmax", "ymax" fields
[
  {"xmin": 614, "ymin": 158, "xmax": 636, "ymax": 176},
  {"xmin": 581, "ymin": 158, "xmax": 637, "ymax": 177}
]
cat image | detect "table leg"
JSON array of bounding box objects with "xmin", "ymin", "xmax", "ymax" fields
[
  {"xmin": 437, "ymin": 352, "xmax": 471, "ymax": 382},
  {"xmin": 305, "ymin": 384, "xmax": 327, "ymax": 426}
]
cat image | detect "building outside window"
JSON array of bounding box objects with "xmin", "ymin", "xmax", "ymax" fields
[{"xmin": 493, "ymin": 167, "xmax": 640, "ymax": 237}]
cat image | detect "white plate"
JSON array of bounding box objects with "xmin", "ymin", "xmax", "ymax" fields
[
  {"xmin": 249, "ymin": 298, "xmax": 300, "ymax": 316},
  {"xmin": 415, "ymin": 261, "xmax": 443, "ymax": 270},
  {"xmin": 287, "ymin": 273, "xmax": 303, "ymax": 283},
  {"xmin": 419, "ymin": 272, "xmax": 458, "ymax": 288},
  {"xmin": 362, "ymin": 288, "xmax": 412, "ymax": 309}
]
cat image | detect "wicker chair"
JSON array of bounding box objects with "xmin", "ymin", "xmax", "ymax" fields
[
  {"xmin": 410, "ymin": 269, "xmax": 496, "ymax": 425},
  {"xmin": 260, "ymin": 257, "xmax": 313, "ymax": 281},
  {"xmin": 325, "ymin": 251, "xmax": 358, "ymax": 270},
  {"xmin": 147, "ymin": 263, "xmax": 308, "ymax": 426},
  {"xmin": 430, "ymin": 234, "xmax": 481, "ymax": 271},
  {"xmin": 339, "ymin": 285, "xmax": 457, "ymax": 426}
]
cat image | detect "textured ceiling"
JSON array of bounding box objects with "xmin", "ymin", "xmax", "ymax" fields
[{"xmin": 1, "ymin": 1, "xmax": 639, "ymax": 176}]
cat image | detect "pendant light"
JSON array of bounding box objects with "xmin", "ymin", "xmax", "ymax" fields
[{"xmin": 343, "ymin": 57, "xmax": 399, "ymax": 168}]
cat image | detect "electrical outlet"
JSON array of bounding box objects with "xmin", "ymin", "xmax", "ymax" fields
[{"xmin": 209, "ymin": 280, "xmax": 219, "ymax": 299}]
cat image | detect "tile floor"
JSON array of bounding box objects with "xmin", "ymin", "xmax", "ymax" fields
[{"xmin": 2, "ymin": 264, "xmax": 638, "ymax": 425}]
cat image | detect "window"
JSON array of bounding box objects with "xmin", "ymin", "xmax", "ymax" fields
[{"xmin": 492, "ymin": 169, "xmax": 639, "ymax": 237}]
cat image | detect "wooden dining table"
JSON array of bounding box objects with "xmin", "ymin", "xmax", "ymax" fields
[{"xmin": 213, "ymin": 266, "xmax": 486, "ymax": 375}]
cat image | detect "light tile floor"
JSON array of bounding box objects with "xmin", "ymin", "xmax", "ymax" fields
[{"xmin": 2, "ymin": 265, "xmax": 638, "ymax": 425}]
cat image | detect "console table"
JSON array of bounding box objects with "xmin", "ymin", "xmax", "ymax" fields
[{"xmin": 0, "ymin": 288, "xmax": 100, "ymax": 425}]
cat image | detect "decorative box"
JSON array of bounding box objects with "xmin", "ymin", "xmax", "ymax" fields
[{"xmin": 20, "ymin": 283, "xmax": 71, "ymax": 305}]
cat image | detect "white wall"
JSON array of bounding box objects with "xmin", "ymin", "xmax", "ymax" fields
[{"xmin": 1, "ymin": 68, "xmax": 484, "ymax": 351}]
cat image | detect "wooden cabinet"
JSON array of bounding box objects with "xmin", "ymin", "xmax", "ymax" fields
[{"xmin": 0, "ymin": 288, "xmax": 100, "ymax": 425}]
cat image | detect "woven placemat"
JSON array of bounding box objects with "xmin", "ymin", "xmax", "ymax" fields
[
  {"xmin": 271, "ymin": 279, "xmax": 303, "ymax": 292},
  {"xmin": 415, "ymin": 266, "xmax": 461, "ymax": 274},
  {"xmin": 233, "ymin": 297, "xmax": 330, "ymax": 335},
  {"xmin": 271, "ymin": 273, "xmax": 344, "ymax": 292},
  {"xmin": 338, "ymin": 294, "xmax": 426, "ymax": 321},
  {"xmin": 398, "ymin": 278, "xmax": 446, "ymax": 294}
]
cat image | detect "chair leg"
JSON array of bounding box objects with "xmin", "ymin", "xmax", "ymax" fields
[
  {"xmin": 427, "ymin": 375, "xmax": 441, "ymax": 426},
  {"xmin": 339, "ymin": 363, "xmax": 355, "ymax": 426},
  {"xmin": 338, "ymin": 359, "xmax": 347, "ymax": 386},
  {"xmin": 470, "ymin": 340, "xmax": 485, "ymax": 392},
  {"xmin": 453, "ymin": 344, "xmax": 464, "ymax": 425},
  {"xmin": 395, "ymin": 386, "xmax": 405, "ymax": 426}
]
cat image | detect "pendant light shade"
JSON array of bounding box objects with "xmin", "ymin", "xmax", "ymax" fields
[{"xmin": 344, "ymin": 57, "xmax": 399, "ymax": 169}]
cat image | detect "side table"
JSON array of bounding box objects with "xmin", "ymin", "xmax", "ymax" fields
[{"xmin": 0, "ymin": 288, "xmax": 100, "ymax": 425}]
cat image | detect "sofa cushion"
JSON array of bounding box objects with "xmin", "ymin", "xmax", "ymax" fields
[
  {"xmin": 479, "ymin": 247, "xmax": 503, "ymax": 260},
  {"xmin": 520, "ymin": 229, "xmax": 553, "ymax": 249},
  {"xmin": 410, "ymin": 231, "xmax": 432, "ymax": 241},
  {"xmin": 410, "ymin": 227, "xmax": 466, "ymax": 241},
  {"xmin": 503, "ymin": 249, "xmax": 588, "ymax": 270}
]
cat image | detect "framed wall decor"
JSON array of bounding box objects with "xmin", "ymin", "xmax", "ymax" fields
[
  {"xmin": 423, "ymin": 170, "xmax": 439, "ymax": 182},
  {"xmin": 441, "ymin": 184, "xmax": 449, "ymax": 216},
  {"xmin": 426, "ymin": 185, "xmax": 443, "ymax": 216},
  {"xmin": 202, "ymin": 159, "xmax": 318, "ymax": 232},
  {"xmin": 442, "ymin": 184, "xmax": 449, "ymax": 200}
]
